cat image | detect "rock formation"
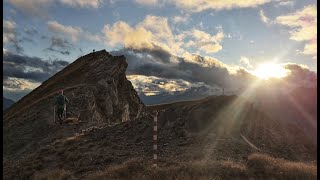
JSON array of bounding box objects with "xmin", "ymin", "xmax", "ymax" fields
[{"xmin": 3, "ymin": 50, "xmax": 146, "ymax": 159}]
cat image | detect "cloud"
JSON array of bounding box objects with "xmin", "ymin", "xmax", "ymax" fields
[
  {"xmin": 47, "ymin": 20, "xmax": 102, "ymax": 42},
  {"xmin": 3, "ymin": 20, "xmax": 16, "ymax": 44},
  {"xmin": 113, "ymin": 45, "xmax": 317, "ymax": 98},
  {"xmin": 183, "ymin": 29, "xmax": 224, "ymax": 54},
  {"xmin": 240, "ymin": 56, "xmax": 253, "ymax": 69},
  {"xmin": 3, "ymin": 50, "xmax": 69, "ymax": 82},
  {"xmin": 44, "ymin": 36, "xmax": 73, "ymax": 55},
  {"xmin": 172, "ymin": 15, "xmax": 189, "ymax": 24},
  {"xmin": 47, "ymin": 21, "xmax": 81, "ymax": 42},
  {"xmin": 45, "ymin": 47, "xmax": 71, "ymax": 55},
  {"xmin": 3, "ymin": 83, "xmax": 35, "ymax": 101},
  {"xmin": 135, "ymin": 0, "xmax": 159, "ymax": 6},
  {"xmin": 7, "ymin": 0, "xmax": 52, "ymax": 17},
  {"xmin": 171, "ymin": 0, "xmax": 272, "ymax": 13},
  {"xmin": 133, "ymin": 0, "xmax": 273, "ymax": 12},
  {"xmin": 275, "ymin": 1, "xmax": 294, "ymax": 7},
  {"xmin": 24, "ymin": 27, "xmax": 38, "ymax": 36},
  {"xmin": 3, "ymin": 50, "xmax": 70, "ymax": 101},
  {"xmin": 283, "ymin": 63, "xmax": 317, "ymax": 88},
  {"xmin": 103, "ymin": 15, "xmax": 224, "ymax": 56},
  {"xmin": 127, "ymin": 75, "xmax": 192, "ymax": 95},
  {"xmin": 50, "ymin": 36, "xmax": 73, "ymax": 49},
  {"xmin": 3, "ymin": 77, "xmax": 40, "ymax": 91},
  {"xmin": 111, "ymin": 47, "xmax": 255, "ymax": 90},
  {"xmin": 7, "ymin": 0, "xmax": 103, "ymax": 17},
  {"xmin": 275, "ymin": 5, "xmax": 317, "ymax": 56},
  {"xmin": 3, "ymin": 19, "xmax": 23, "ymax": 53},
  {"xmin": 59, "ymin": 0, "xmax": 102, "ymax": 8},
  {"xmin": 259, "ymin": 10, "xmax": 271, "ymax": 24},
  {"xmin": 103, "ymin": 15, "xmax": 184, "ymax": 55}
]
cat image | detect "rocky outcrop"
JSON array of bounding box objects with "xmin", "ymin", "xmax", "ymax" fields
[{"xmin": 3, "ymin": 50, "xmax": 146, "ymax": 159}]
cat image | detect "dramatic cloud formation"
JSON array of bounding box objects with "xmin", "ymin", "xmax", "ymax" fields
[
  {"xmin": 3, "ymin": 50, "xmax": 69, "ymax": 82},
  {"xmin": 112, "ymin": 45, "xmax": 316, "ymax": 97},
  {"xmin": 275, "ymin": 5, "xmax": 317, "ymax": 57},
  {"xmin": 3, "ymin": 50, "xmax": 70, "ymax": 100},
  {"xmin": 47, "ymin": 20, "xmax": 102, "ymax": 42},
  {"xmin": 111, "ymin": 47, "xmax": 255, "ymax": 94}
]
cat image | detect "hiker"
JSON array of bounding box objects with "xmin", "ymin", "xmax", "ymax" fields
[{"xmin": 54, "ymin": 90, "xmax": 69, "ymax": 124}]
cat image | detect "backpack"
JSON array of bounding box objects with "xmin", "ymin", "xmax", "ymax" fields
[{"xmin": 56, "ymin": 95, "xmax": 65, "ymax": 106}]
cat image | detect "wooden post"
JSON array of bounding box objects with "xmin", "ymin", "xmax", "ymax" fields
[{"xmin": 153, "ymin": 111, "xmax": 158, "ymax": 167}]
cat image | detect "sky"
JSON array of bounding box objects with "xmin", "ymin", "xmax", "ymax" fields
[{"xmin": 3, "ymin": 0, "xmax": 317, "ymax": 101}]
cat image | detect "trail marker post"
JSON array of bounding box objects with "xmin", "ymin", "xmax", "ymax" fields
[{"xmin": 153, "ymin": 111, "xmax": 158, "ymax": 167}]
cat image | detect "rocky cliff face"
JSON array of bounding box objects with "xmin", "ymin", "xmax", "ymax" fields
[{"xmin": 3, "ymin": 50, "xmax": 146, "ymax": 159}]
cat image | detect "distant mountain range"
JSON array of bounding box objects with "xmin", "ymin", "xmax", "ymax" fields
[
  {"xmin": 139, "ymin": 85, "xmax": 230, "ymax": 105},
  {"xmin": 3, "ymin": 97, "xmax": 15, "ymax": 110}
]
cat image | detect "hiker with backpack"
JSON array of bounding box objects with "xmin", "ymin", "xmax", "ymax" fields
[{"xmin": 54, "ymin": 90, "xmax": 69, "ymax": 124}]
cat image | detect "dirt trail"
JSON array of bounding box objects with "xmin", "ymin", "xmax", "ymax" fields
[{"xmin": 240, "ymin": 133, "xmax": 261, "ymax": 151}]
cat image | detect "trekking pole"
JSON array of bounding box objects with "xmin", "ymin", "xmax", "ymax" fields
[
  {"xmin": 64, "ymin": 104, "xmax": 67, "ymax": 121},
  {"xmin": 53, "ymin": 106, "xmax": 56, "ymax": 123}
]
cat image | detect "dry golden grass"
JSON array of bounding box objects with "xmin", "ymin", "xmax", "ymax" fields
[
  {"xmin": 85, "ymin": 158, "xmax": 248, "ymax": 180},
  {"xmin": 84, "ymin": 153, "xmax": 316, "ymax": 180},
  {"xmin": 30, "ymin": 153, "xmax": 316, "ymax": 180},
  {"xmin": 32, "ymin": 169, "xmax": 75, "ymax": 180},
  {"xmin": 247, "ymin": 153, "xmax": 317, "ymax": 179}
]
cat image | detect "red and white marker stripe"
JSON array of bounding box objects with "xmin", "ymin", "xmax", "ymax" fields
[{"xmin": 153, "ymin": 111, "xmax": 158, "ymax": 167}]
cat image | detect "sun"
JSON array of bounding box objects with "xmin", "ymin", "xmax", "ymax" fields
[{"xmin": 252, "ymin": 63, "xmax": 289, "ymax": 79}]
